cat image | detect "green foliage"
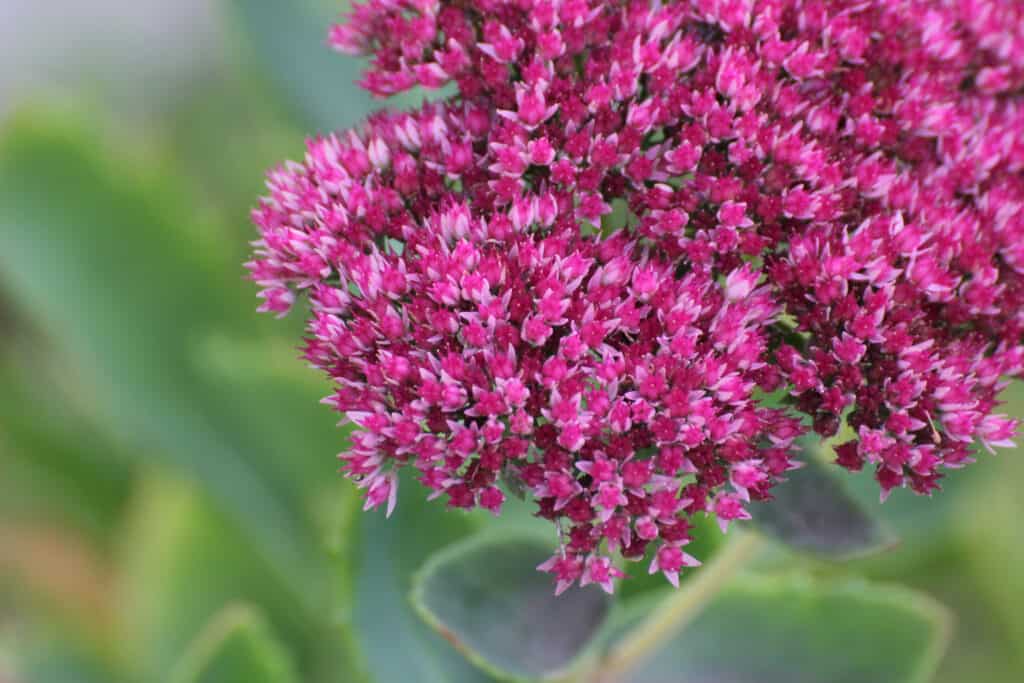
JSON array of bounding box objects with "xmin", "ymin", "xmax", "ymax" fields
[
  {"xmin": 750, "ymin": 454, "xmax": 898, "ymax": 560},
  {"xmin": 612, "ymin": 574, "xmax": 951, "ymax": 683},
  {"xmin": 229, "ymin": 0, "xmax": 447, "ymax": 133},
  {"xmin": 0, "ymin": 109, "xmax": 356, "ymax": 683},
  {"xmin": 959, "ymin": 384, "xmax": 1024, "ymax": 675},
  {"xmin": 229, "ymin": 0, "xmax": 380, "ymax": 133},
  {"xmin": 344, "ymin": 474, "xmax": 494, "ymax": 683},
  {"xmin": 167, "ymin": 605, "xmax": 298, "ymax": 683},
  {"xmin": 116, "ymin": 476, "xmax": 317, "ymax": 682},
  {"xmin": 13, "ymin": 636, "xmax": 126, "ymax": 683},
  {"xmin": 411, "ymin": 534, "xmax": 612, "ymax": 681},
  {"xmin": 0, "ymin": 109, "xmax": 328, "ymax": 614},
  {"xmin": 0, "ymin": 344, "xmax": 133, "ymax": 547}
]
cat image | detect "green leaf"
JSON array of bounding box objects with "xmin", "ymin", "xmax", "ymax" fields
[
  {"xmin": 229, "ymin": 0, "xmax": 448, "ymax": 132},
  {"xmin": 819, "ymin": 409, "xmax": 978, "ymax": 559},
  {"xmin": 0, "ymin": 349, "xmax": 133, "ymax": 547},
  {"xmin": 339, "ymin": 472, "xmax": 494, "ymax": 683},
  {"xmin": 0, "ymin": 109, "xmax": 326, "ymax": 614},
  {"xmin": 411, "ymin": 533, "xmax": 613, "ymax": 682},
  {"xmin": 750, "ymin": 445, "xmax": 897, "ymax": 560},
  {"xmin": 163, "ymin": 70, "xmax": 305, "ymax": 227},
  {"xmin": 167, "ymin": 605, "xmax": 298, "ymax": 683},
  {"xmin": 117, "ymin": 476, "xmax": 331, "ymax": 683},
  {"xmin": 191, "ymin": 333, "xmax": 354, "ymax": 505},
  {"xmin": 6, "ymin": 603, "xmax": 127, "ymax": 683},
  {"xmin": 842, "ymin": 458, "xmax": 980, "ymax": 556},
  {"xmin": 959, "ymin": 383, "xmax": 1024, "ymax": 674},
  {"xmin": 13, "ymin": 636, "xmax": 126, "ymax": 683},
  {"xmin": 228, "ymin": 0, "xmax": 379, "ymax": 132},
  {"xmin": 611, "ymin": 574, "xmax": 951, "ymax": 683}
]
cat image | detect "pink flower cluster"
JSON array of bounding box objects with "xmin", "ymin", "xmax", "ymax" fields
[{"xmin": 249, "ymin": 0, "xmax": 1024, "ymax": 593}]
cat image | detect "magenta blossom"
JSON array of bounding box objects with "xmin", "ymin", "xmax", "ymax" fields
[{"xmin": 248, "ymin": 0, "xmax": 1024, "ymax": 593}]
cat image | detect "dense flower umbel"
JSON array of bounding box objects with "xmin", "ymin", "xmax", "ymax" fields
[{"xmin": 249, "ymin": 0, "xmax": 1024, "ymax": 592}]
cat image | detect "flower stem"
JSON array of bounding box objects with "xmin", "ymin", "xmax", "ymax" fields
[{"xmin": 597, "ymin": 531, "xmax": 765, "ymax": 682}]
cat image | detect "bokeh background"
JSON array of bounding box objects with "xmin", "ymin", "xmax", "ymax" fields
[{"xmin": 0, "ymin": 2, "xmax": 1021, "ymax": 682}]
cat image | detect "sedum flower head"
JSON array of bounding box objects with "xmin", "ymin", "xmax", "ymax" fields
[{"xmin": 248, "ymin": 0, "xmax": 1024, "ymax": 592}]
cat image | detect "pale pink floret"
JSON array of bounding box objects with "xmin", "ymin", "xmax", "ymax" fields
[
  {"xmin": 649, "ymin": 544, "xmax": 701, "ymax": 588},
  {"xmin": 537, "ymin": 554, "xmax": 583, "ymax": 596},
  {"xmin": 713, "ymin": 493, "xmax": 753, "ymax": 534},
  {"xmin": 581, "ymin": 555, "xmax": 626, "ymax": 594}
]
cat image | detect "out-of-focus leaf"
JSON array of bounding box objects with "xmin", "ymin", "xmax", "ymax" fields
[
  {"xmin": 116, "ymin": 476, "xmax": 325, "ymax": 683},
  {"xmin": 820, "ymin": 409, "xmax": 981, "ymax": 557},
  {"xmin": 411, "ymin": 533, "xmax": 612, "ymax": 682},
  {"xmin": 0, "ymin": 296, "xmax": 131, "ymax": 549},
  {"xmin": 167, "ymin": 605, "xmax": 298, "ymax": 683},
  {"xmin": 190, "ymin": 334, "xmax": 351, "ymax": 503},
  {"xmin": 338, "ymin": 473, "xmax": 494, "ymax": 683},
  {"xmin": 0, "ymin": 521, "xmax": 115, "ymax": 647},
  {"xmin": 959, "ymin": 381, "xmax": 1024, "ymax": 674},
  {"xmin": 610, "ymin": 574, "xmax": 951, "ymax": 683},
  {"xmin": 115, "ymin": 468, "xmax": 360, "ymax": 683},
  {"xmin": 16, "ymin": 648, "xmax": 122, "ymax": 683},
  {"xmin": 12, "ymin": 629, "xmax": 127, "ymax": 683},
  {"xmin": 229, "ymin": 0, "xmax": 447, "ymax": 133},
  {"xmin": 827, "ymin": 439, "xmax": 985, "ymax": 581},
  {"xmin": 751, "ymin": 450, "xmax": 898, "ymax": 560},
  {"xmin": 228, "ymin": 0, "xmax": 380, "ymax": 132},
  {"xmin": 0, "ymin": 110, "xmax": 326, "ymax": 613},
  {"xmin": 0, "ymin": 304, "xmax": 133, "ymax": 546},
  {"xmin": 164, "ymin": 72, "xmax": 304, "ymax": 228},
  {"xmin": 0, "ymin": 354, "xmax": 133, "ymax": 547},
  {"xmin": 842, "ymin": 458, "xmax": 979, "ymax": 548}
]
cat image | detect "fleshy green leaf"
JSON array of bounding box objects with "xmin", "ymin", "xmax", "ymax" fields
[
  {"xmin": 167, "ymin": 605, "xmax": 298, "ymax": 683},
  {"xmin": 190, "ymin": 333, "xmax": 355, "ymax": 506},
  {"xmin": 229, "ymin": 0, "xmax": 449, "ymax": 132},
  {"xmin": 751, "ymin": 447, "xmax": 897, "ymax": 560},
  {"xmin": 610, "ymin": 574, "xmax": 951, "ymax": 683},
  {"xmin": 163, "ymin": 70, "xmax": 305, "ymax": 226},
  {"xmin": 842, "ymin": 459, "xmax": 979, "ymax": 555},
  {"xmin": 411, "ymin": 533, "xmax": 613, "ymax": 682},
  {"xmin": 821, "ymin": 411, "xmax": 977, "ymax": 560},
  {"xmin": 338, "ymin": 473, "xmax": 495, "ymax": 683},
  {"xmin": 116, "ymin": 476, "xmax": 319, "ymax": 681},
  {"xmin": 960, "ymin": 383, "xmax": 1024, "ymax": 674},
  {"xmin": 229, "ymin": 0, "xmax": 379, "ymax": 132},
  {"xmin": 0, "ymin": 110, "xmax": 326, "ymax": 613},
  {"xmin": 0, "ymin": 347, "xmax": 133, "ymax": 546}
]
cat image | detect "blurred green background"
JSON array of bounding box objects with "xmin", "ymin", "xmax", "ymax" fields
[{"xmin": 0, "ymin": 2, "xmax": 1021, "ymax": 682}]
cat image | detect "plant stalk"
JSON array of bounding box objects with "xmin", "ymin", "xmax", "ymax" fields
[{"xmin": 597, "ymin": 531, "xmax": 765, "ymax": 682}]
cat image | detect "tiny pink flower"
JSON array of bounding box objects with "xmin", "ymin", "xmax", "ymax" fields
[
  {"xmin": 581, "ymin": 555, "xmax": 625, "ymax": 594},
  {"xmin": 649, "ymin": 544, "xmax": 700, "ymax": 588},
  {"xmin": 252, "ymin": 0, "xmax": 1024, "ymax": 595}
]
